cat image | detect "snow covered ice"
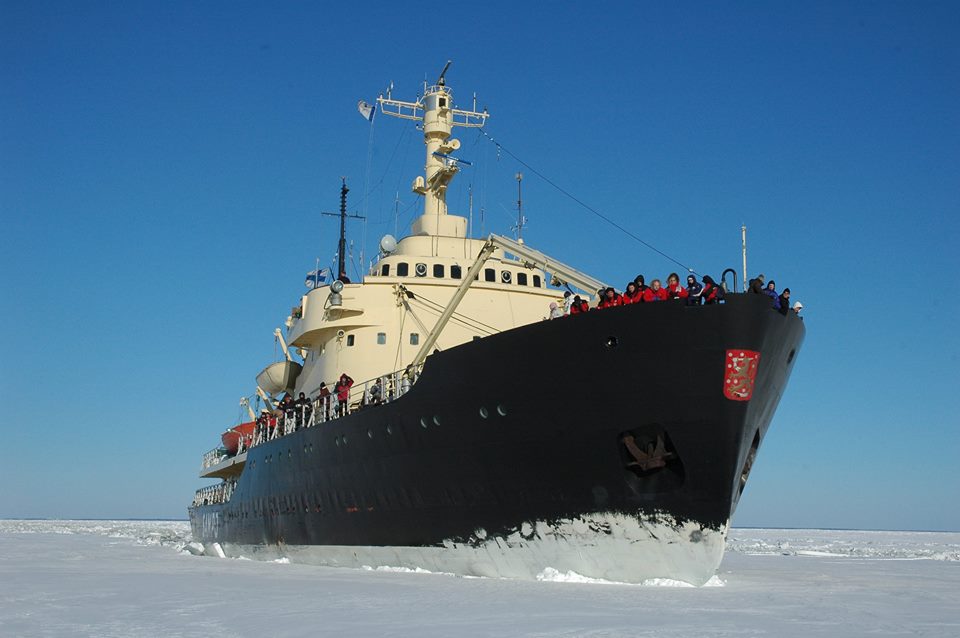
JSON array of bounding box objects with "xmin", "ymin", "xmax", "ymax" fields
[{"xmin": 1, "ymin": 521, "xmax": 958, "ymax": 637}]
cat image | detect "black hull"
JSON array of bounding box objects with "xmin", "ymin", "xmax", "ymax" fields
[{"xmin": 191, "ymin": 294, "xmax": 803, "ymax": 578}]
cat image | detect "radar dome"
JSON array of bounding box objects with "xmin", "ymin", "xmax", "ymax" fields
[{"xmin": 380, "ymin": 235, "xmax": 398, "ymax": 254}]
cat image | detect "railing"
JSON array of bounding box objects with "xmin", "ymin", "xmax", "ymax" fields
[
  {"xmin": 191, "ymin": 479, "xmax": 236, "ymax": 507},
  {"xmin": 201, "ymin": 447, "xmax": 228, "ymax": 470},
  {"xmin": 242, "ymin": 365, "xmax": 421, "ymax": 450}
]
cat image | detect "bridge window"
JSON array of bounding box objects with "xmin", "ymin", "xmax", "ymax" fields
[
  {"xmin": 397, "ymin": 262, "xmax": 409, "ymax": 277},
  {"xmin": 517, "ymin": 272, "xmax": 528, "ymax": 286},
  {"xmin": 381, "ymin": 264, "xmax": 390, "ymax": 276},
  {"xmin": 346, "ymin": 335, "xmax": 355, "ymax": 346},
  {"xmin": 484, "ymin": 268, "xmax": 495, "ymax": 282},
  {"xmin": 433, "ymin": 264, "xmax": 445, "ymax": 278},
  {"xmin": 533, "ymin": 275, "xmax": 542, "ymax": 288},
  {"xmin": 451, "ymin": 265, "xmax": 462, "ymax": 279}
]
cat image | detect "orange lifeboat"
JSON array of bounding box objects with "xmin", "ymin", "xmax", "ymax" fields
[{"xmin": 221, "ymin": 421, "xmax": 256, "ymax": 455}]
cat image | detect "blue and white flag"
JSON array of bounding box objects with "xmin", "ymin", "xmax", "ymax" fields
[
  {"xmin": 357, "ymin": 100, "xmax": 376, "ymax": 122},
  {"xmin": 305, "ymin": 268, "xmax": 331, "ymax": 289}
]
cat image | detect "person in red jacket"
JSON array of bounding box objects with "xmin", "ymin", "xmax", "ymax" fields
[
  {"xmin": 665, "ymin": 273, "xmax": 689, "ymax": 301},
  {"xmin": 569, "ymin": 295, "xmax": 590, "ymax": 314},
  {"xmin": 642, "ymin": 279, "xmax": 668, "ymax": 302},
  {"xmin": 596, "ymin": 287, "xmax": 623, "ymax": 309},
  {"xmin": 334, "ymin": 373, "xmax": 354, "ymax": 416},
  {"xmin": 623, "ymin": 281, "xmax": 643, "ymax": 304},
  {"xmin": 701, "ymin": 275, "xmax": 724, "ymax": 304}
]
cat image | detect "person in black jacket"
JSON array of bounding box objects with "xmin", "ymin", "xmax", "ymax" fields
[
  {"xmin": 778, "ymin": 288, "xmax": 791, "ymax": 316},
  {"xmin": 748, "ymin": 274, "xmax": 766, "ymax": 295},
  {"xmin": 685, "ymin": 274, "xmax": 703, "ymax": 305}
]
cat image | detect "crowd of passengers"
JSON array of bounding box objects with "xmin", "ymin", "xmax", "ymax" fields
[
  {"xmin": 253, "ymin": 367, "xmax": 416, "ymax": 440},
  {"xmin": 549, "ymin": 272, "xmax": 802, "ymax": 317}
]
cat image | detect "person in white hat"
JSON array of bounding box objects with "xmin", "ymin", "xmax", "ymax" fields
[{"xmin": 792, "ymin": 301, "xmax": 803, "ymax": 315}]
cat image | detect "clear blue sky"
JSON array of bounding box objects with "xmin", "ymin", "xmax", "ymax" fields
[{"xmin": 2, "ymin": 2, "xmax": 958, "ymax": 530}]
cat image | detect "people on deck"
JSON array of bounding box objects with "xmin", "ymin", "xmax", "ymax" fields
[
  {"xmin": 701, "ymin": 275, "xmax": 724, "ymax": 304},
  {"xmin": 778, "ymin": 288, "xmax": 791, "ymax": 316},
  {"xmin": 338, "ymin": 270, "xmax": 351, "ymax": 284},
  {"xmin": 623, "ymin": 281, "xmax": 643, "ymax": 304},
  {"xmin": 665, "ymin": 273, "xmax": 688, "ymax": 301},
  {"xmin": 634, "ymin": 275, "xmax": 649, "ymax": 298},
  {"xmin": 368, "ymin": 378, "xmax": 383, "ymax": 405},
  {"xmin": 685, "ymin": 274, "xmax": 702, "ymax": 305},
  {"xmin": 548, "ymin": 302, "xmax": 563, "ymax": 319},
  {"xmin": 596, "ymin": 287, "xmax": 623, "ymax": 309},
  {"xmin": 294, "ymin": 391, "xmax": 312, "ymax": 427},
  {"xmin": 748, "ymin": 274, "xmax": 766, "ymax": 295},
  {"xmin": 569, "ymin": 295, "xmax": 589, "ymax": 315},
  {"xmin": 642, "ymin": 279, "xmax": 667, "ymax": 302},
  {"xmin": 764, "ymin": 280, "xmax": 781, "ymax": 310},
  {"xmin": 317, "ymin": 382, "xmax": 331, "ymax": 420},
  {"xmin": 334, "ymin": 373, "xmax": 354, "ymax": 416}
]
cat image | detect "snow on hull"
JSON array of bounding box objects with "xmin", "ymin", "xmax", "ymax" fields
[{"xmin": 218, "ymin": 512, "xmax": 729, "ymax": 586}]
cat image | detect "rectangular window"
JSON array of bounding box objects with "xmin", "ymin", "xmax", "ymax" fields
[
  {"xmin": 517, "ymin": 272, "xmax": 528, "ymax": 286},
  {"xmin": 533, "ymin": 275, "xmax": 542, "ymax": 288},
  {"xmin": 484, "ymin": 268, "xmax": 495, "ymax": 282},
  {"xmin": 346, "ymin": 335, "xmax": 355, "ymax": 346},
  {"xmin": 451, "ymin": 265, "xmax": 462, "ymax": 279},
  {"xmin": 377, "ymin": 332, "xmax": 386, "ymax": 345},
  {"xmin": 433, "ymin": 264, "xmax": 445, "ymax": 278},
  {"xmin": 410, "ymin": 333, "xmax": 419, "ymax": 345},
  {"xmin": 381, "ymin": 264, "xmax": 390, "ymax": 276},
  {"xmin": 397, "ymin": 262, "xmax": 409, "ymax": 277}
]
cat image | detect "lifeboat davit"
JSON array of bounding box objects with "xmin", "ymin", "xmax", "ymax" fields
[{"xmin": 221, "ymin": 421, "xmax": 256, "ymax": 455}]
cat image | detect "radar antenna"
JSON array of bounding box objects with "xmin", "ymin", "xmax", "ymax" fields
[
  {"xmin": 377, "ymin": 61, "xmax": 489, "ymax": 236},
  {"xmin": 436, "ymin": 59, "xmax": 452, "ymax": 86}
]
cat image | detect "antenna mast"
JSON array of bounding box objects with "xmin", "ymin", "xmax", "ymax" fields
[
  {"xmin": 376, "ymin": 61, "xmax": 489, "ymax": 238},
  {"xmin": 322, "ymin": 179, "xmax": 365, "ymax": 280},
  {"xmin": 515, "ymin": 172, "xmax": 525, "ymax": 243}
]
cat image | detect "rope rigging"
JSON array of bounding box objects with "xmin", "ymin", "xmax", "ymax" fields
[{"xmin": 476, "ymin": 129, "xmax": 697, "ymax": 276}]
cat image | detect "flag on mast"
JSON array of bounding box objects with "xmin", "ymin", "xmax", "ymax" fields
[
  {"xmin": 305, "ymin": 268, "xmax": 331, "ymax": 289},
  {"xmin": 357, "ymin": 100, "xmax": 376, "ymax": 122}
]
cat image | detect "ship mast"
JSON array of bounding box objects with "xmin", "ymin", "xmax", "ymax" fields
[{"xmin": 377, "ymin": 61, "xmax": 488, "ymax": 237}]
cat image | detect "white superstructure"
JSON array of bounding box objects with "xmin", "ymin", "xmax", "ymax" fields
[{"xmin": 278, "ymin": 67, "xmax": 598, "ymax": 401}]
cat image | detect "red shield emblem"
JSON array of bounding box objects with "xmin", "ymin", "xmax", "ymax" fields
[{"xmin": 724, "ymin": 349, "xmax": 761, "ymax": 401}]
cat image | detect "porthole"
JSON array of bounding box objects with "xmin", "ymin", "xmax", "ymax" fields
[
  {"xmin": 420, "ymin": 417, "xmax": 429, "ymax": 429},
  {"xmin": 479, "ymin": 407, "xmax": 489, "ymax": 419},
  {"xmin": 386, "ymin": 425, "xmax": 393, "ymax": 435},
  {"xmin": 787, "ymin": 348, "xmax": 796, "ymax": 365},
  {"xmin": 367, "ymin": 429, "xmax": 374, "ymax": 439},
  {"xmin": 377, "ymin": 332, "xmax": 387, "ymax": 345},
  {"xmin": 304, "ymin": 445, "xmax": 308, "ymax": 454},
  {"xmin": 606, "ymin": 336, "xmax": 619, "ymax": 348},
  {"xmin": 497, "ymin": 405, "xmax": 507, "ymax": 417},
  {"xmin": 335, "ymin": 437, "xmax": 341, "ymax": 447},
  {"xmin": 432, "ymin": 415, "xmax": 441, "ymax": 426},
  {"xmin": 342, "ymin": 435, "xmax": 348, "ymax": 445}
]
